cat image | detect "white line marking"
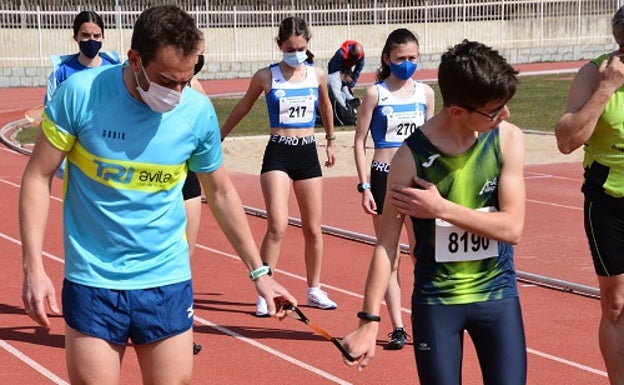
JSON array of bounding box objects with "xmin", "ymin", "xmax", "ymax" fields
[
  {"xmin": 0, "ymin": 177, "xmax": 62, "ymax": 202},
  {"xmin": 0, "ymin": 180, "xmax": 605, "ymax": 380},
  {"xmin": 524, "ymin": 172, "xmax": 582, "ymax": 182},
  {"xmin": 527, "ymin": 348, "xmax": 607, "ymax": 377},
  {"xmin": 527, "ymin": 198, "xmax": 582, "ymax": 211},
  {"xmin": 0, "ymin": 340, "xmax": 69, "ymax": 384},
  {"xmin": 193, "ymin": 245, "xmax": 606, "ymax": 377},
  {"xmin": 193, "ymin": 315, "xmax": 354, "ymax": 385},
  {"xmin": 0, "ymin": 232, "xmax": 64, "ymax": 264}
]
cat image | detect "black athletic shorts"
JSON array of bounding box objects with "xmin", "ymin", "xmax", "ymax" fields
[
  {"xmin": 370, "ymin": 161, "xmax": 390, "ymax": 215},
  {"xmin": 182, "ymin": 171, "xmax": 201, "ymax": 200},
  {"xmin": 584, "ymin": 196, "xmax": 624, "ymax": 276},
  {"xmin": 261, "ymin": 134, "xmax": 322, "ymax": 181}
]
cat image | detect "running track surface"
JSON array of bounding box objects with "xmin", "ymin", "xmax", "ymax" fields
[{"xmin": 0, "ymin": 61, "xmax": 610, "ymax": 384}]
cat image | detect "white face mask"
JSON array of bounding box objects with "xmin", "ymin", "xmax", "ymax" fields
[
  {"xmin": 134, "ymin": 61, "xmax": 182, "ymax": 113},
  {"xmin": 283, "ymin": 51, "xmax": 308, "ymax": 68}
]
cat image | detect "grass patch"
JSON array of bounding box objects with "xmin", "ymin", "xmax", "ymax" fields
[
  {"xmin": 506, "ymin": 75, "xmax": 571, "ymax": 131},
  {"xmin": 15, "ymin": 74, "xmax": 572, "ymax": 143},
  {"xmin": 15, "ymin": 124, "xmax": 38, "ymax": 143}
]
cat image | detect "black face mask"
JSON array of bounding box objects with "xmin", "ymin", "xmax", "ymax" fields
[
  {"xmin": 79, "ymin": 39, "xmax": 102, "ymax": 59},
  {"xmin": 194, "ymin": 54, "xmax": 204, "ymax": 75}
]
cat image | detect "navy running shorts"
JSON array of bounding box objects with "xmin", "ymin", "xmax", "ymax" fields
[
  {"xmin": 370, "ymin": 161, "xmax": 390, "ymax": 215},
  {"xmin": 584, "ymin": 197, "xmax": 624, "ymax": 276},
  {"xmin": 261, "ymin": 134, "xmax": 322, "ymax": 181},
  {"xmin": 62, "ymin": 279, "xmax": 194, "ymax": 345},
  {"xmin": 411, "ymin": 297, "xmax": 526, "ymax": 385},
  {"xmin": 182, "ymin": 171, "xmax": 201, "ymax": 201}
]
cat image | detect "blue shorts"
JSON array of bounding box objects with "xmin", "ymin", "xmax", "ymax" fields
[
  {"xmin": 411, "ymin": 297, "xmax": 526, "ymax": 385},
  {"xmin": 62, "ymin": 279, "xmax": 194, "ymax": 345}
]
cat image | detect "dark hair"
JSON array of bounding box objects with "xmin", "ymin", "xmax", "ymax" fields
[
  {"xmin": 130, "ymin": 5, "xmax": 203, "ymax": 66},
  {"xmin": 73, "ymin": 11, "xmax": 104, "ymax": 38},
  {"xmin": 376, "ymin": 28, "xmax": 419, "ymax": 81},
  {"xmin": 438, "ymin": 39, "xmax": 518, "ymax": 108},
  {"xmin": 276, "ymin": 16, "xmax": 315, "ymax": 64},
  {"xmin": 613, "ymin": 6, "xmax": 624, "ymax": 47}
]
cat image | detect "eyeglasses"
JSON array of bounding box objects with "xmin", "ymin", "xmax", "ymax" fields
[
  {"xmin": 283, "ymin": 304, "xmax": 356, "ymax": 362},
  {"xmin": 457, "ymin": 104, "xmax": 504, "ymax": 121}
]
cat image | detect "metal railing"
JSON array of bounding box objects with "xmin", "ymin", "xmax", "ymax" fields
[{"xmin": 0, "ymin": 0, "xmax": 620, "ymax": 69}]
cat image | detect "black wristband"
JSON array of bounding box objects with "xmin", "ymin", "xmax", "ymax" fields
[{"xmin": 357, "ymin": 311, "xmax": 381, "ymax": 322}]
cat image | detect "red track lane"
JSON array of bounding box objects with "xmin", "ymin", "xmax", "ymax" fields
[{"xmin": 0, "ymin": 62, "xmax": 609, "ymax": 384}]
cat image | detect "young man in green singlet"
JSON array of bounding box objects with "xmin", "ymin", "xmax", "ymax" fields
[{"xmin": 343, "ymin": 39, "xmax": 527, "ymax": 385}]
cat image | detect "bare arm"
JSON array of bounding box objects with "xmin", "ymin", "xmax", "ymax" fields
[
  {"xmin": 220, "ymin": 68, "xmax": 269, "ymax": 139},
  {"xmin": 555, "ymin": 56, "xmax": 624, "ymax": 154},
  {"xmin": 423, "ymin": 83, "xmax": 435, "ymax": 120},
  {"xmin": 197, "ymin": 167, "xmax": 297, "ymax": 316},
  {"xmin": 353, "ymin": 85, "xmax": 378, "ymax": 215},
  {"xmin": 19, "ymin": 130, "xmax": 64, "ymax": 327},
  {"xmin": 342, "ymin": 145, "xmax": 415, "ymax": 370},
  {"xmin": 316, "ymin": 67, "xmax": 336, "ymax": 167}
]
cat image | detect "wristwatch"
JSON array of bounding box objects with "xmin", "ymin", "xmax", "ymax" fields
[{"xmin": 357, "ymin": 183, "xmax": 371, "ymax": 193}]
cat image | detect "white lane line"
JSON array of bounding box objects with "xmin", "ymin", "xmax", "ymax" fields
[
  {"xmin": 527, "ymin": 348, "xmax": 607, "ymax": 377},
  {"xmin": 194, "ymin": 245, "xmax": 605, "ymax": 378},
  {"xmin": 0, "ymin": 340, "xmax": 69, "ymax": 385},
  {"xmin": 527, "ymin": 198, "xmax": 582, "ymax": 211},
  {"xmin": 193, "ymin": 315, "xmax": 353, "ymax": 385},
  {"xmin": 0, "ymin": 179, "xmax": 605, "ymax": 381},
  {"xmin": 0, "ymin": 233, "xmax": 353, "ymax": 384}
]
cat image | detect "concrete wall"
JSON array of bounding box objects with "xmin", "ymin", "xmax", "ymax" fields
[{"xmin": 0, "ymin": 15, "xmax": 614, "ymax": 88}]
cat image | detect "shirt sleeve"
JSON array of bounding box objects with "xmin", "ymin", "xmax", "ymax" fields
[
  {"xmin": 351, "ymin": 56, "xmax": 365, "ymax": 87},
  {"xmin": 187, "ymin": 98, "xmax": 223, "ymax": 174},
  {"xmin": 327, "ymin": 49, "xmax": 344, "ymax": 74}
]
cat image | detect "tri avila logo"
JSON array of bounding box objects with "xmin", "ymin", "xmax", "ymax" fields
[{"xmin": 94, "ymin": 159, "xmax": 173, "ymax": 186}]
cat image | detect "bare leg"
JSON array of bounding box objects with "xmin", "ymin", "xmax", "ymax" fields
[
  {"xmin": 259, "ymin": 171, "xmax": 292, "ymax": 269},
  {"xmin": 293, "ymin": 177, "xmax": 324, "ymax": 287},
  {"xmin": 136, "ymin": 328, "xmax": 194, "ymax": 385},
  {"xmin": 598, "ymin": 274, "xmax": 624, "ymax": 385},
  {"xmin": 65, "ymin": 325, "xmax": 125, "ymax": 385},
  {"xmin": 372, "ymin": 214, "xmax": 404, "ymax": 331}
]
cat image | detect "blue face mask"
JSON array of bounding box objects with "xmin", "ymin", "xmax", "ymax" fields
[
  {"xmin": 389, "ymin": 60, "xmax": 418, "ymax": 80},
  {"xmin": 283, "ymin": 51, "xmax": 308, "ymax": 68},
  {"xmin": 79, "ymin": 39, "xmax": 102, "ymax": 59}
]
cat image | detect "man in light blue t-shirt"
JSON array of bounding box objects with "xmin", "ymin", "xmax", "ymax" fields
[{"xmin": 19, "ymin": 5, "xmax": 296, "ymax": 384}]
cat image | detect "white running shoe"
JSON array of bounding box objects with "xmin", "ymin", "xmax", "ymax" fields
[
  {"xmin": 255, "ymin": 295, "xmax": 269, "ymax": 317},
  {"xmin": 307, "ymin": 287, "xmax": 337, "ymax": 310}
]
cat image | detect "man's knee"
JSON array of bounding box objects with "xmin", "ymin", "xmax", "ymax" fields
[{"xmin": 599, "ymin": 278, "xmax": 624, "ymax": 323}]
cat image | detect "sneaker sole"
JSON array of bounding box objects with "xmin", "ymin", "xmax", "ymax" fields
[
  {"xmin": 307, "ymin": 302, "xmax": 337, "ymax": 310},
  {"xmin": 255, "ymin": 312, "xmax": 270, "ymax": 318}
]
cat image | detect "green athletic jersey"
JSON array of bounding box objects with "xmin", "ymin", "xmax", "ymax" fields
[
  {"xmin": 405, "ymin": 128, "xmax": 518, "ymax": 305},
  {"xmin": 584, "ymin": 55, "xmax": 624, "ymax": 199}
]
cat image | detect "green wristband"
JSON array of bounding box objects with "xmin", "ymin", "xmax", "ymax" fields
[{"xmin": 249, "ymin": 264, "xmax": 272, "ymax": 281}]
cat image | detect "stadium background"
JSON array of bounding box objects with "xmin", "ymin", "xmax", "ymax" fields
[{"xmin": 0, "ymin": 0, "xmax": 619, "ymax": 87}]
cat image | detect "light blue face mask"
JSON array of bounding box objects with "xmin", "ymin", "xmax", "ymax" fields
[
  {"xmin": 389, "ymin": 60, "xmax": 418, "ymax": 80},
  {"xmin": 283, "ymin": 51, "xmax": 308, "ymax": 68}
]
